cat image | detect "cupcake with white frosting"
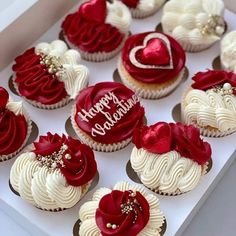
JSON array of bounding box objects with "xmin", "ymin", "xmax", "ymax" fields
[
  {"xmin": 161, "ymin": 0, "xmax": 225, "ymax": 52},
  {"xmin": 61, "ymin": 0, "xmax": 131, "ymax": 61},
  {"xmin": 131, "ymin": 122, "xmax": 212, "ymax": 195},
  {"xmin": 12, "ymin": 40, "xmax": 88, "ymax": 109},
  {"xmin": 182, "ymin": 70, "xmax": 236, "ymax": 137},
  {"xmin": 221, "ymin": 31, "xmax": 236, "ymax": 72},
  {"xmin": 78, "ymin": 181, "xmax": 165, "ymax": 236},
  {"xmin": 0, "ymin": 87, "xmax": 32, "ymax": 162},
  {"xmin": 121, "ymin": 0, "xmax": 166, "ymax": 18},
  {"xmin": 10, "ymin": 132, "xmax": 97, "ymax": 211}
]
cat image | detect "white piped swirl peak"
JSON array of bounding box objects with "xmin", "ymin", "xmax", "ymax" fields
[
  {"xmin": 162, "ymin": 0, "xmax": 225, "ymax": 47},
  {"xmin": 183, "ymin": 87, "xmax": 236, "ymax": 132}
]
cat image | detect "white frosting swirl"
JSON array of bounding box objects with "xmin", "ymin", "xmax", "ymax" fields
[
  {"xmin": 105, "ymin": 0, "xmax": 131, "ymax": 34},
  {"xmin": 221, "ymin": 31, "xmax": 236, "ymax": 72},
  {"xmin": 137, "ymin": 0, "xmax": 165, "ymax": 12},
  {"xmin": 183, "ymin": 89, "xmax": 236, "ymax": 131},
  {"xmin": 35, "ymin": 40, "xmax": 89, "ymax": 99},
  {"xmin": 130, "ymin": 148, "xmax": 203, "ymax": 194},
  {"xmin": 6, "ymin": 98, "xmax": 28, "ymax": 120},
  {"xmin": 162, "ymin": 0, "xmax": 225, "ymax": 46},
  {"xmin": 10, "ymin": 152, "xmax": 86, "ymax": 210},
  {"xmin": 79, "ymin": 181, "xmax": 165, "ymax": 236}
]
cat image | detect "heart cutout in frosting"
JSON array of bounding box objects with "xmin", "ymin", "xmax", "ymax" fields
[
  {"xmin": 129, "ymin": 33, "xmax": 174, "ymax": 70},
  {"xmin": 0, "ymin": 87, "xmax": 9, "ymax": 109},
  {"xmin": 80, "ymin": 0, "xmax": 107, "ymax": 23}
]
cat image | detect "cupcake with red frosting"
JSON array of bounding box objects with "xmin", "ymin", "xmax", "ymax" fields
[
  {"xmin": 0, "ymin": 87, "xmax": 32, "ymax": 162},
  {"xmin": 12, "ymin": 40, "xmax": 89, "ymax": 109},
  {"xmin": 118, "ymin": 32, "xmax": 186, "ymax": 99},
  {"xmin": 61, "ymin": 0, "xmax": 131, "ymax": 62},
  {"xmin": 182, "ymin": 70, "xmax": 236, "ymax": 137},
  {"xmin": 10, "ymin": 132, "xmax": 97, "ymax": 211},
  {"xmin": 78, "ymin": 181, "xmax": 165, "ymax": 236},
  {"xmin": 121, "ymin": 0, "xmax": 166, "ymax": 18},
  {"xmin": 130, "ymin": 122, "xmax": 212, "ymax": 195},
  {"xmin": 71, "ymin": 82, "xmax": 145, "ymax": 152}
]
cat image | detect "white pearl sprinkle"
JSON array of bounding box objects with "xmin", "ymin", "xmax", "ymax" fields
[
  {"xmin": 112, "ymin": 224, "xmax": 117, "ymax": 229},
  {"xmin": 51, "ymin": 163, "xmax": 57, "ymax": 169},
  {"xmin": 223, "ymin": 82, "xmax": 232, "ymax": 91},
  {"xmin": 216, "ymin": 26, "xmax": 224, "ymax": 35},
  {"xmin": 65, "ymin": 154, "xmax": 71, "ymax": 160}
]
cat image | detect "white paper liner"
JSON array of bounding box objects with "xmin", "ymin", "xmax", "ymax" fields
[
  {"xmin": 118, "ymin": 60, "xmax": 185, "ymax": 99},
  {"xmin": 12, "ymin": 77, "xmax": 71, "ymax": 109},
  {"xmin": 0, "ymin": 119, "xmax": 32, "ymax": 162},
  {"xmin": 130, "ymin": 2, "xmax": 164, "ymax": 19},
  {"xmin": 71, "ymin": 105, "xmax": 132, "ymax": 152},
  {"xmin": 64, "ymin": 33, "xmax": 129, "ymax": 62},
  {"xmin": 181, "ymin": 87, "xmax": 236, "ymax": 137}
]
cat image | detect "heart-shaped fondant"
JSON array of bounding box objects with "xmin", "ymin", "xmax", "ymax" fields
[
  {"xmin": 129, "ymin": 33, "xmax": 173, "ymax": 70},
  {"xmin": 80, "ymin": 0, "xmax": 107, "ymax": 23},
  {"xmin": 0, "ymin": 87, "xmax": 9, "ymax": 109},
  {"xmin": 142, "ymin": 122, "xmax": 172, "ymax": 154},
  {"xmin": 139, "ymin": 38, "xmax": 171, "ymax": 66}
]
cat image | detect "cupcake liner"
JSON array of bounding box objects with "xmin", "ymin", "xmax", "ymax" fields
[
  {"xmin": 63, "ymin": 33, "xmax": 129, "ymax": 62},
  {"xmin": 130, "ymin": 2, "xmax": 165, "ymax": 19},
  {"xmin": 12, "ymin": 77, "xmax": 71, "ymax": 109},
  {"xmin": 71, "ymin": 105, "xmax": 132, "ymax": 152},
  {"xmin": 181, "ymin": 87, "xmax": 236, "ymax": 137},
  {"xmin": 118, "ymin": 60, "xmax": 185, "ymax": 99},
  {"xmin": 0, "ymin": 119, "xmax": 32, "ymax": 162}
]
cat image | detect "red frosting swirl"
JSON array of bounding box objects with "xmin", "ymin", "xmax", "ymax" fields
[
  {"xmin": 61, "ymin": 0, "xmax": 125, "ymax": 53},
  {"xmin": 192, "ymin": 70, "xmax": 236, "ymax": 95},
  {"xmin": 133, "ymin": 122, "xmax": 211, "ymax": 165},
  {"xmin": 74, "ymin": 82, "xmax": 145, "ymax": 144},
  {"xmin": 96, "ymin": 190, "xmax": 150, "ymax": 236},
  {"xmin": 121, "ymin": 0, "xmax": 139, "ymax": 8},
  {"xmin": 0, "ymin": 87, "xmax": 28, "ymax": 156},
  {"xmin": 121, "ymin": 32, "xmax": 186, "ymax": 84},
  {"xmin": 12, "ymin": 48, "xmax": 68, "ymax": 105},
  {"xmin": 33, "ymin": 132, "xmax": 97, "ymax": 186}
]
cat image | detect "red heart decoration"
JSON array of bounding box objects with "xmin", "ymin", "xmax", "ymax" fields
[
  {"xmin": 142, "ymin": 122, "xmax": 172, "ymax": 154},
  {"xmin": 139, "ymin": 39, "xmax": 170, "ymax": 66},
  {"xmin": 80, "ymin": 0, "xmax": 106, "ymax": 23},
  {"xmin": 0, "ymin": 87, "xmax": 9, "ymax": 110}
]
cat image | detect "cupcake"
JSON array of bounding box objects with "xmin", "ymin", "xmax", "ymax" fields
[
  {"xmin": 61, "ymin": 0, "xmax": 131, "ymax": 62},
  {"xmin": 118, "ymin": 32, "xmax": 186, "ymax": 99},
  {"xmin": 121, "ymin": 0, "xmax": 166, "ymax": 18},
  {"xmin": 71, "ymin": 82, "xmax": 145, "ymax": 152},
  {"xmin": 0, "ymin": 87, "xmax": 32, "ymax": 162},
  {"xmin": 131, "ymin": 122, "xmax": 212, "ymax": 195},
  {"xmin": 10, "ymin": 132, "xmax": 97, "ymax": 211},
  {"xmin": 12, "ymin": 40, "xmax": 89, "ymax": 109},
  {"xmin": 221, "ymin": 31, "xmax": 236, "ymax": 72},
  {"xmin": 79, "ymin": 181, "xmax": 165, "ymax": 236},
  {"xmin": 182, "ymin": 70, "xmax": 236, "ymax": 137},
  {"xmin": 161, "ymin": 0, "xmax": 225, "ymax": 52}
]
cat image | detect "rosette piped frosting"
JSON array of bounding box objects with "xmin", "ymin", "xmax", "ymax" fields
[{"xmin": 10, "ymin": 133, "xmax": 97, "ymax": 210}]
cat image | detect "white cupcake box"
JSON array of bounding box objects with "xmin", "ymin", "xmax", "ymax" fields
[{"xmin": 0, "ymin": 3, "xmax": 236, "ymax": 236}]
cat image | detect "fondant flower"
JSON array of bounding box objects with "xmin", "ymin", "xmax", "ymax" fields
[
  {"xmin": 170, "ymin": 123, "xmax": 212, "ymax": 165},
  {"xmin": 192, "ymin": 70, "xmax": 236, "ymax": 95}
]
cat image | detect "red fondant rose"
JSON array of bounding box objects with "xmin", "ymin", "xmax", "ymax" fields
[
  {"xmin": 192, "ymin": 70, "xmax": 236, "ymax": 95},
  {"xmin": 170, "ymin": 123, "xmax": 212, "ymax": 165},
  {"xmin": 33, "ymin": 133, "xmax": 97, "ymax": 186},
  {"xmin": 96, "ymin": 190, "xmax": 150, "ymax": 236},
  {"xmin": 133, "ymin": 122, "xmax": 211, "ymax": 165},
  {"xmin": 0, "ymin": 87, "xmax": 28, "ymax": 156},
  {"xmin": 133, "ymin": 122, "xmax": 172, "ymax": 154},
  {"xmin": 12, "ymin": 48, "xmax": 68, "ymax": 105}
]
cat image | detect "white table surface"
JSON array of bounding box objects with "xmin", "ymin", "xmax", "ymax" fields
[{"xmin": 1, "ymin": 158, "xmax": 235, "ymax": 236}]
